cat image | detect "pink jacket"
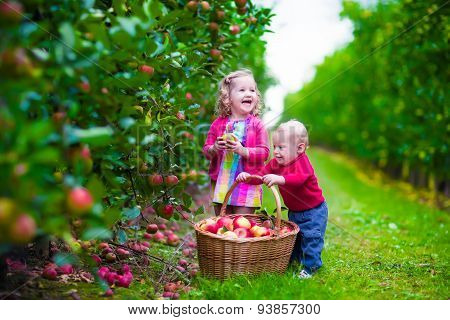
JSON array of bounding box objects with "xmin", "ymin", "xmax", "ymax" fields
[{"xmin": 202, "ymin": 115, "xmax": 269, "ymax": 181}]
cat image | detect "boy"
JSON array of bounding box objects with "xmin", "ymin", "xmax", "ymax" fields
[{"xmin": 237, "ymin": 120, "xmax": 328, "ymax": 278}]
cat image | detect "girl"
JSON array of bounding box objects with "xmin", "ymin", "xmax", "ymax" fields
[{"xmin": 202, "ymin": 69, "xmax": 269, "ymax": 216}]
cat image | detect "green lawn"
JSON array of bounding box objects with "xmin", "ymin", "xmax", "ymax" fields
[{"xmin": 185, "ymin": 148, "xmax": 449, "ymax": 299}]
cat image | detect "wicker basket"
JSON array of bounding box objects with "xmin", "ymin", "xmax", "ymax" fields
[{"xmin": 195, "ymin": 175, "xmax": 299, "ymax": 280}]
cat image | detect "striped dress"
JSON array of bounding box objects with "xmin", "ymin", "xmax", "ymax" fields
[{"xmin": 212, "ymin": 118, "xmax": 262, "ymax": 208}]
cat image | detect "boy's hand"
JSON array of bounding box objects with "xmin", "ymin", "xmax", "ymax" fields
[
  {"xmin": 236, "ymin": 172, "xmax": 250, "ymax": 182},
  {"xmin": 262, "ymin": 174, "xmax": 285, "ymax": 187}
]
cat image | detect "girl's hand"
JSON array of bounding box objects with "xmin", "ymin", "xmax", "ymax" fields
[
  {"xmin": 212, "ymin": 136, "xmax": 227, "ymax": 152},
  {"xmin": 262, "ymin": 174, "xmax": 285, "ymax": 187},
  {"xmin": 236, "ymin": 172, "xmax": 250, "ymax": 182},
  {"xmin": 226, "ymin": 137, "xmax": 248, "ymax": 157}
]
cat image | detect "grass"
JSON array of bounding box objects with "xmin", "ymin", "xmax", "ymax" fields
[
  {"xmin": 184, "ymin": 148, "xmax": 449, "ymax": 299},
  {"xmin": 22, "ymin": 148, "xmax": 449, "ymax": 299}
]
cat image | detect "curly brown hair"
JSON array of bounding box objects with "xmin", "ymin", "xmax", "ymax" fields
[{"xmin": 215, "ymin": 69, "xmax": 264, "ymax": 117}]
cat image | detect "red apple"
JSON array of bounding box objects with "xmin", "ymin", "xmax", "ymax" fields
[
  {"xmin": 56, "ymin": 264, "xmax": 73, "ymax": 275},
  {"xmin": 98, "ymin": 242, "xmax": 109, "ymax": 250},
  {"xmin": 105, "ymin": 252, "xmax": 116, "ymax": 262},
  {"xmin": 237, "ymin": 6, "xmax": 247, "ymax": 15},
  {"xmin": 234, "ymin": 0, "xmax": 247, "ymax": 7},
  {"xmin": 9, "ymin": 213, "xmax": 36, "ymax": 243},
  {"xmin": 214, "ymin": 10, "xmax": 225, "ymax": 21},
  {"xmin": 148, "ymin": 174, "xmax": 163, "ymax": 186},
  {"xmin": 0, "ymin": 1, "xmax": 23, "ymax": 22},
  {"xmin": 233, "ymin": 216, "xmax": 251, "ymax": 229},
  {"xmin": 67, "ymin": 187, "xmax": 94, "ymax": 215},
  {"xmin": 185, "ymin": 92, "xmax": 193, "ymax": 100},
  {"xmin": 234, "ymin": 227, "xmax": 252, "ymax": 238},
  {"xmin": 229, "ymin": 25, "xmax": 240, "ymax": 35},
  {"xmin": 146, "ymin": 224, "xmax": 158, "ymax": 234},
  {"xmin": 167, "ymin": 233, "xmax": 180, "ymax": 246},
  {"xmin": 262, "ymin": 220, "xmax": 273, "ymax": 229},
  {"xmin": 42, "ymin": 267, "xmax": 58, "ymax": 280},
  {"xmin": 250, "ymin": 226, "xmax": 270, "ymax": 237},
  {"xmin": 157, "ymin": 223, "xmax": 167, "ymax": 230},
  {"xmin": 200, "ymin": 1, "xmax": 210, "ymax": 11},
  {"xmin": 160, "ymin": 205, "xmax": 174, "ymax": 219},
  {"xmin": 164, "ymin": 175, "xmax": 179, "ymax": 186},
  {"xmin": 210, "ymin": 49, "xmax": 222, "ymax": 60},
  {"xmin": 209, "ymin": 22, "xmax": 219, "ymax": 32},
  {"xmin": 186, "ymin": 1, "xmax": 197, "ymax": 12},
  {"xmin": 143, "ymin": 232, "xmax": 152, "ymax": 239},
  {"xmin": 176, "ymin": 111, "xmax": 185, "ymax": 120},
  {"xmin": 216, "ymin": 216, "xmax": 234, "ymax": 231},
  {"xmin": 116, "ymin": 248, "xmax": 130, "ymax": 257},
  {"xmin": 182, "ymin": 248, "xmax": 192, "ymax": 257},
  {"xmin": 139, "ymin": 64, "xmax": 154, "ymax": 76},
  {"xmin": 79, "ymin": 81, "xmax": 90, "ymax": 93},
  {"xmin": 153, "ymin": 231, "xmax": 165, "ymax": 243},
  {"xmin": 91, "ymin": 254, "xmax": 102, "ymax": 265}
]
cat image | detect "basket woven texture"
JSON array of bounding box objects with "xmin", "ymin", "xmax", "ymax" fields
[{"xmin": 195, "ymin": 175, "xmax": 299, "ymax": 279}]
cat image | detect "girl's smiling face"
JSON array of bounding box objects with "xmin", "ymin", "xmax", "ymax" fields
[{"xmin": 229, "ymin": 76, "xmax": 258, "ymax": 118}]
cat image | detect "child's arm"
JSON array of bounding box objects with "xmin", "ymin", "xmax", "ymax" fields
[
  {"xmin": 246, "ymin": 121, "xmax": 270, "ymax": 163},
  {"xmin": 202, "ymin": 121, "xmax": 226, "ymax": 159}
]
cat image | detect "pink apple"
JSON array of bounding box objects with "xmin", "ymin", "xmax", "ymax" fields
[
  {"xmin": 262, "ymin": 220, "xmax": 273, "ymax": 229},
  {"xmin": 217, "ymin": 227, "xmax": 227, "ymax": 235},
  {"xmin": 250, "ymin": 226, "xmax": 270, "ymax": 237},
  {"xmin": 233, "ymin": 216, "xmax": 251, "ymax": 229},
  {"xmin": 223, "ymin": 231, "xmax": 238, "ymax": 239},
  {"xmin": 205, "ymin": 222, "xmax": 219, "ymax": 234},
  {"xmin": 234, "ymin": 227, "xmax": 252, "ymax": 238},
  {"xmin": 216, "ymin": 217, "xmax": 234, "ymax": 231}
]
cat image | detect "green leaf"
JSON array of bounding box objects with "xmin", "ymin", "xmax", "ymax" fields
[
  {"xmin": 59, "ymin": 22, "xmax": 75, "ymax": 48},
  {"xmin": 104, "ymin": 207, "xmax": 121, "ymax": 227},
  {"xmin": 86, "ymin": 175, "xmax": 106, "ymax": 200},
  {"xmin": 81, "ymin": 227, "xmax": 112, "ymax": 240},
  {"xmin": 117, "ymin": 229, "xmax": 128, "ymax": 244},
  {"xmin": 122, "ymin": 207, "xmax": 140, "ymax": 220},
  {"xmin": 182, "ymin": 192, "xmax": 192, "ymax": 208},
  {"xmin": 73, "ymin": 126, "xmax": 113, "ymax": 146},
  {"xmin": 53, "ymin": 253, "xmax": 79, "ymax": 266}
]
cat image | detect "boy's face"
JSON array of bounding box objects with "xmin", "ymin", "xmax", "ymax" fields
[
  {"xmin": 229, "ymin": 76, "xmax": 258, "ymax": 117},
  {"xmin": 272, "ymin": 130, "xmax": 305, "ymax": 166}
]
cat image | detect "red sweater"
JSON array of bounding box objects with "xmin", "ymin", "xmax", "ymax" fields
[{"xmin": 259, "ymin": 153, "xmax": 324, "ymax": 211}]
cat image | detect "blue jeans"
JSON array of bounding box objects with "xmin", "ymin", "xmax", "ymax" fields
[{"xmin": 288, "ymin": 201, "xmax": 328, "ymax": 274}]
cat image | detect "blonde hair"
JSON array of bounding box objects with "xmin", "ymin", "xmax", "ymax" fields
[
  {"xmin": 215, "ymin": 69, "xmax": 264, "ymax": 117},
  {"xmin": 276, "ymin": 120, "xmax": 309, "ymax": 147}
]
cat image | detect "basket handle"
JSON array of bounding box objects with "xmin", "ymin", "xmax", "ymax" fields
[{"xmin": 219, "ymin": 175, "xmax": 283, "ymax": 229}]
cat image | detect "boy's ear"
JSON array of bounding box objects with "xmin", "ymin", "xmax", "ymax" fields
[{"xmin": 297, "ymin": 143, "xmax": 306, "ymax": 154}]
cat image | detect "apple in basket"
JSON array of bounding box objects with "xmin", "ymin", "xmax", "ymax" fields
[
  {"xmin": 234, "ymin": 227, "xmax": 252, "ymax": 238},
  {"xmin": 223, "ymin": 231, "xmax": 238, "ymax": 239},
  {"xmin": 262, "ymin": 219, "xmax": 273, "ymax": 229},
  {"xmin": 200, "ymin": 218, "xmax": 219, "ymax": 234},
  {"xmin": 233, "ymin": 216, "xmax": 251, "ymax": 229},
  {"xmin": 216, "ymin": 217, "xmax": 234, "ymax": 231},
  {"xmin": 279, "ymin": 226, "xmax": 292, "ymax": 235},
  {"xmin": 217, "ymin": 227, "xmax": 228, "ymax": 235},
  {"xmin": 250, "ymin": 226, "xmax": 270, "ymax": 237}
]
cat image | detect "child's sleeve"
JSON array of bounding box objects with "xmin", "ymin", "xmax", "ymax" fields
[
  {"xmin": 245, "ymin": 160, "xmax": 273, "ymax": 185},
  {"xmin": 246, "ymin": 120, "xmax": 269, "ymax": 163},
  {"xmin": 281, "ymin": 157, "xmax": 312, "ymax": 186},
  {"xmin": 202, "ymin": 120, "xmax": 218, "ymax": 160}
]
